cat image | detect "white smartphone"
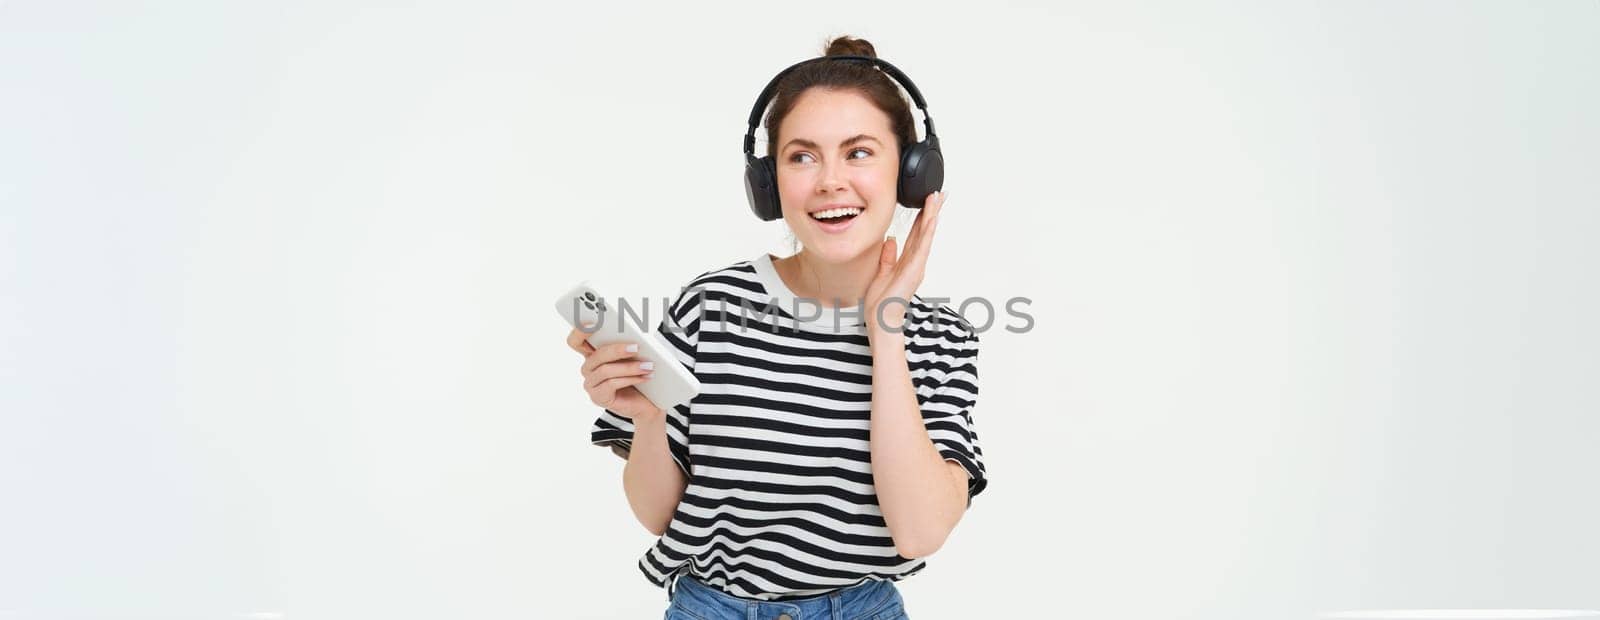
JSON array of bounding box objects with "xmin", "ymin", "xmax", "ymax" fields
[{"xmin": 554, "ymin": 281, "xmax": 702, "ymax": 411}]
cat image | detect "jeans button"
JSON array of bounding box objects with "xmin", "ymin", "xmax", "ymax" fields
[{"xmin": 777, "ymin": 615, "xmax": 792, "ymax": 620}]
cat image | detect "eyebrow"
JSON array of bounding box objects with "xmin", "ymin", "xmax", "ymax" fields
[{"xmin": 781, "ymin": 134, "xmax": 883, "ymax": 152}]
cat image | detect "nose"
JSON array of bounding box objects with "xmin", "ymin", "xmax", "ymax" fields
[{"xmin": 814, "ymin": 159, "xmax": 847, "ymax": 194}]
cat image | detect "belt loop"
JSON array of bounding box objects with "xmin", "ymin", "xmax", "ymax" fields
[
  {"xmin": 829, "ymin": 589, "xmax": 843, "ymax": 620},
  {"xmin": 666, "ymin": 572, "xmax": 678, "ymax": 602}
]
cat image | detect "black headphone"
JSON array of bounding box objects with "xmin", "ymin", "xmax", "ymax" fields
[{"xmin": 742, "ymin": 54, "xmax": 944, "ymax": 222}]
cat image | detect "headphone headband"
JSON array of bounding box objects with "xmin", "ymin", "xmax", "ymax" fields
[{"xmin": 742, "ymin": 54, "xmax": 937, "ymax": 156}]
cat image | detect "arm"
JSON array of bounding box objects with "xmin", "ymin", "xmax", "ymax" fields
[
  {"xmin": 620, "ymin": 405, "xmax": 688, "ymax": 536},
  {"xmin": 868, "ymin": 327, "xmax": 970, "ymax": 559},
  {"xmin": 857, "ymin": 190, "xmax": 969, "ymax": 558},
  {"xmin": 576, "ymin": 286, "xmax": 703, "ymax": 537}
]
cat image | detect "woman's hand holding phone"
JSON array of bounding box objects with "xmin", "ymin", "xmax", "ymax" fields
[{"xmin": 567, "ymin": 323, "xmax": 662, "ymax": 422}]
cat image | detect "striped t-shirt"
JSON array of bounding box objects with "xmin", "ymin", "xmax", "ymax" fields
[{"xmin": 589, "ymin": 252, "xmax": 987, "ymax": 601}]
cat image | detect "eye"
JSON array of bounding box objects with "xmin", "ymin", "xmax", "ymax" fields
[
  {"xmin": 789, "ymin": 152, "xmax": 815, "ymax": 164},
  {"xmin": 848, "ymin": 148, "xmax": 872, "ymax": 159}
]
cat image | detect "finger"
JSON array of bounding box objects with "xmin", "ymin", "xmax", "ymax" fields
[
  {"xmin": 592, "ymin": 374, "xmax": 652, "ymax": 405},
  {"xmin": 911, "ymin": 207, "xmax": 940, "ymax": 269},
  {"xmin": 585, "ymin": 358, "xmax": 656, "ymax": 389},
  {"xmin": 924, "ymin": 189, "xmax": 946, "ymax": 221},
  {"xmin": 917, "ymin": 191, "xmax": 944, "ymax": 243},
  {"xmin": 878, "ymin": 236, "xmax": 897, "ymax": 275},
  {"xmin": 916, "ymin": 191, "xmax": 945, "ymax": 254},
  {"xmin": 908, "ymin": 197, "xmax": 940, "ymax": 273},
  {"xmin": 567, "ymin": 324, "xmax": 597, "ymax": 355},
  {"xmin": 911, "ymin": 190, "xmax": 943, "ymax": 240},
  {"xmin": 900, "ymin": 205, "xmax": 931, "ymax": 268},
  {"xmin": 581, "ymin": 341, "xmax": 639, "ymax": 375},
  {"xmin": 893, "ymin": 193, "xmax": 942, "ymax": 284}
]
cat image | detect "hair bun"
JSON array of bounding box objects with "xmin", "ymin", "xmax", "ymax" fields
[{"xmin": 823, "ymin": 35, "xmax": 877, "ymax": 58}]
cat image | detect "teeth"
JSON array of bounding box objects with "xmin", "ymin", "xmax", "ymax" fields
[{"xmin": 811, "ymin": 207, "xmax": 863, "ymax": 220}]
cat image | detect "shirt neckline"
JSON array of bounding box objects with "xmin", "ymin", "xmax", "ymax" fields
[{"xmin": 751, "ymin": 253, "xmax": 866, "ymax": 334}]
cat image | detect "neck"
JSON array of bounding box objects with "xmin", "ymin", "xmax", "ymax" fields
[{"xmin": 775, "ymin": 247, "xmax": 878, "ymax": 309}]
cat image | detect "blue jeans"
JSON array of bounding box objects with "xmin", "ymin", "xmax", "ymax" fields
[{"xmin": 665, "ymin": 574, "xmax": 910, "ymax": 620}]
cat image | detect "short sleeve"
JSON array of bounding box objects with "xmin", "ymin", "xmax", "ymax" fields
[
  {"xmin": 921, "ymin": 327, "xmax": 987, "ymax": 506},
  {"xmin": 588, "ymin": 283, "xmax": 703, "ymax": 478}
]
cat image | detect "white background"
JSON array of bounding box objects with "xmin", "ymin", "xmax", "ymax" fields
[{"xmin": 3, "ymin": 1, "xmax": 1597, "ymax": 619}]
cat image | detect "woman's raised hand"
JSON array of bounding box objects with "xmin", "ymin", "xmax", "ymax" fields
[
  {"xmin": 864, "ymin": 190, "xmax": 946, "ymax": 336},
  {"xmin": 567, "ymin": 324, "xmax": 661, "ymax": 421}
]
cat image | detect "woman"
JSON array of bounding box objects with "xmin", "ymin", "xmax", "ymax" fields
[{"xmin": 565, "ymin": 35, "xmax": 986, "ymax": 620}]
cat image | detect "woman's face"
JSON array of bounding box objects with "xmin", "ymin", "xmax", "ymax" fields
[{"xmin": 775, "ymin": 88, "xmax": 899, "ymax": 263}]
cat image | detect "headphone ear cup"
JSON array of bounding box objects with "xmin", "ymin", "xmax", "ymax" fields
[
  {"xmin": 744, "ymin": 155, "xmax": 783, "ymax": 221},
  {"xmin": 897, "ymin": 140, "xmax": 945, "ymax": 209}
]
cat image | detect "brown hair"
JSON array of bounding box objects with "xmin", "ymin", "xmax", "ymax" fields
[{"xmin": 763, "ymin": 35, "xmax": 917, "ymax": 163}]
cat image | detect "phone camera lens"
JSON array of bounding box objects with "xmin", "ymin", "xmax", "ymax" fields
[
  {"xmin": 584, "ymin": 292, "xmax": 597, "ymax": 301},
  {"xmin": 583, "ymin": 300, "xmax": 596, "ymax": 310}
]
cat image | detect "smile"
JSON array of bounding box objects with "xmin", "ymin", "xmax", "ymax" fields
[{"xmin": 809, "ymin": 206, "xmax": 862, "ymax": 233}]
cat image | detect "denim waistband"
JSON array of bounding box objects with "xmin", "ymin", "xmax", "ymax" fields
[{"xmin": 668, "ymin": 572, "xmax": 903, "ymax": 620}]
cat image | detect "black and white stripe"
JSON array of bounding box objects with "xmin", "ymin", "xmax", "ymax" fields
[{"xmin": 590, "ymin": 253, "xmax": 986, "ymax": 601}]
